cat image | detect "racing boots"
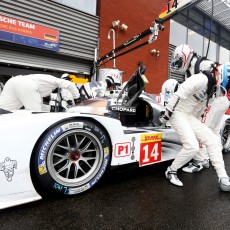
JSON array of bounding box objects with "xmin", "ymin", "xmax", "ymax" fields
[
  {"xmin": 219, "ymin": 177, "xmax": 230, "ymax": 192},
  {"xmin": 165, "ymin": 166, "xmax": 183, "ymax": 186},
  {"xmin": 182, "ymin": 159, "xmax": 210, "ymax": 173},
  {"xmin": 202, "ymin": 159, "xmax": 210, "ymax": 169}
]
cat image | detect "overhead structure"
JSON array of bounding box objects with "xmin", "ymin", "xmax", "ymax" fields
[{"xmin": 196, "ymin": 0, "xmax": 230, "ymax": 32}]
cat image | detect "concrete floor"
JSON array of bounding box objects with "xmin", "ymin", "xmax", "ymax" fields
[{"xmin": 1, "ymin": 153, "xmax": 230, "ymax": 230}]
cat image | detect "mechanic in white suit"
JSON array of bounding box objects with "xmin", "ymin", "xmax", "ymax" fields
[
  {"xmin": 0, "ymin": 73, "xmax": 80, "ymax": 112},
  {"xmin": 166, "ymin": 45, "xmax": 229, "ymax": 173},
  {"xmin": 160, "ymin": 44, "xmax": 230, "ymax": 191},
  {"xmin": 182, "ymin": 62, "xmax": 230, "ymax": 173}
]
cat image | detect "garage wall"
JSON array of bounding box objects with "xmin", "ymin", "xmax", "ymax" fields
[
  {"xmin": 98, "ymin": 0, "xmax": 170, "ymax": 94},
  {"xmin": 0, "ymin": 0, "xmax": 99, "ymax": 73}
]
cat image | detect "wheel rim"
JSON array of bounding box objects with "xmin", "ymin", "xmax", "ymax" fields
[
  {"xmin": 47, "ymin": 129, "xmax": 103, "ymax": 187},
  {"xmin": 221, "ymin": 122, "xmax": 230, "ymax": 149}
]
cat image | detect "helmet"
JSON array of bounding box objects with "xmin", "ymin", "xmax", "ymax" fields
[
  {"xmin": 217, "ymin": 62, "xmax": 230, "ymax": 89},
  {"xmin": 61, "ymin": 73, "xmax": 70, "ymax": 80},
  {"xmin": 161, "ymin": 79, "xmax": 179, "ymax": 98},
  {"xmin": 171, "ymin": 44, "xmax": 194, "ymax": 74},
  {"xmin": 105, "ymin": 75, "xmax": 121, "ymax": 88},
  {"xmin": 79, "ymin": 81, "xmax": 107, "ymax": 99}
]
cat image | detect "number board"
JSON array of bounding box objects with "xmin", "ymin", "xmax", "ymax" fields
[
  {"xmin": 139, "ymin": 133, "xmax": 162, "ymax": 167},
  {"xmin": 158, "ymin": 0, "xmax": 194, "ymax": 20}
]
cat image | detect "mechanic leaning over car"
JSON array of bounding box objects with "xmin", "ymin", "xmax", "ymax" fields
[
  {"xmin": 78, "ymin": 74, "xmax": 121, "ymax": 100},
  {"xmin": 182, "ymin": 61, "xmax": 230, "ymax": 174},
  {"xmin": 0, "ymin": 73, "xmax": 80, "ymax": 112},
  {"xmin": 159, "ymin": 44, "xmax": 230, "ymax": 192}
]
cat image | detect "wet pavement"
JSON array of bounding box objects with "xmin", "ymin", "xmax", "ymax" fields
[{"xmin": 1, "ymin": 153, "xmax": 230, "ymax": 230}]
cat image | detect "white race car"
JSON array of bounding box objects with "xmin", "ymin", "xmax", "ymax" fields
[
  {"xmin": 1, "ymin": 0, "xmax": 209, "ymax": 210},
  {"xmin": 0, "ymin": 69, "xmax": 182, "ymax": 210}
]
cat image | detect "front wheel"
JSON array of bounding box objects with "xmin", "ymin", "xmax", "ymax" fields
[{"xmin": 31, "ymin": 119, "xmax": 111, "ymax": 197}]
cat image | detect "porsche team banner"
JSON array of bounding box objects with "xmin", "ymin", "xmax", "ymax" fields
[{"xmin": 0, "ymin": 15, "xmax": 59, "ymax": 51}]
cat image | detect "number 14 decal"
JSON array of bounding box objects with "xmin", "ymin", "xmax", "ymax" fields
[
  {"xmin": 140, "ymin": 141, "xmax": 162, "ymax": 166},
  {"xmin": 167, "ymin": 0, "xmax": 178, "ymax": 13}
]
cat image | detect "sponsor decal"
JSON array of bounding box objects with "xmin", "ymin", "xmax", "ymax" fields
[
  {"xmin": 63, "ymin": 122, "xmax": 84, "ymax": 131},
  {"xmin": 141, "ymin": 133, "xmax": 162, "ymax": 142},
  {"xmin": 104, "ymin": 147, "xmax": 110, "ymax": 155},
  {"xmin": 42, "ymin": 42, "xmax": 58, "ymax": 49},
  {"xmin": 53, "ymin": 182, "xmax": 69, "ymax": 195},
  {"xmin": 139, "ymin": 133, "xmax": 162, "ymax": 166},
  {"xmin": 109, "ymin": 105, "xmax": 136, "ymax": 114},
  {"xmin": 90, "ymin": 156, "xmax": 109, "ymax": 187},
  {"xmin": 0, "ymin": 157, "xmax": 17, "ymax": 182},
  {"xmin": 193, "ymin": 94, "xmax": 200, "ymax": 101},
  {"xmin": 0, "ymin": 14, "xmax": 59, "ymax": 51},
  {"xmin": 124, "ymin": 35, "xmax": 140, "ymax": 46},
  {"xmin": 68, "ymin": 184, "xmax": 91, "ymax": 195},
  {"xmin": 115, "ymin": 142, "xmax": 131, "ymax": 157},
  {"xmin": 38, "ymin": 127, "xmax": 62, "ymax": 175},
  {"xmin": 100, "ymin": 134, "xmax": 106, "ymax": 144},
  {"xmin": 193, "ymin": 88, "xmax": 206, "ymax": 101},
  {"xmin": 201, "ymin": 105, "xmax": 211, "ymax": 123},
  {"xmin": 159, "ymin": 0, "xmax": 192, "ymax": 20},
  {"xmin": 38, "ymin": 160, "xmax": 47, "ymax": 175}
]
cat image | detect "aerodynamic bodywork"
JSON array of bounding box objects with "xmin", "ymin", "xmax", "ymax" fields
[
  {"xmin": 0, "ymin": 69, "xmax": 182, "ymax": 210},
  {"xmin": 0, "ymin": 0, "xmax": 210, "ymax": 210}
]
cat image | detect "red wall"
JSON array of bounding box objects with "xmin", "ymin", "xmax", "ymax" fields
[{"xmin": 98, "ymin": 0, "xmax": 170, "ymax": 94}]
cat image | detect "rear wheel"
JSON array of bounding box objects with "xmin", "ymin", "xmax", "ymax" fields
[
  {"xmin": 31, "ymin": 119, "xmax": 111, "ymax": 196},
  {"xmin": 221, "ymin": 119, "xmax": 230, "ymax": 153}
]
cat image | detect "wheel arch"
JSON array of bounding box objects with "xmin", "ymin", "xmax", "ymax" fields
[{"xmin": 30, "ymin": 116, "xmax": 112, "ymax": 158}]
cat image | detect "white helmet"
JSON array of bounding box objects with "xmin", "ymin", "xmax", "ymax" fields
[
  {"xmin": 171, "ymin": 44, "xmax": 194, "ymax": 74},
  {"xmin": 61, "ymin": 73, "xmax": 70, "ymax": 80},
  {"xmin": 161, "ymin": 79, "xmax": 179, "ymax": 98}
]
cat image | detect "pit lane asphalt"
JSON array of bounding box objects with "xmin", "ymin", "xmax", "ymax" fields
[{"xmin": 1, "ymin": 153, "xmax": 230, "ymax": 230}]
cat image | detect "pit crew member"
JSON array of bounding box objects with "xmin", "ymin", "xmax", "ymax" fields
[
  {"xmin": 182, "ymin": 62, "xmax": 230, "ymax": 173},
  {"xmin": 0, "ymin": 73, "xmax": 80, "ymax": 112},
  {"xmin": 160, "ymin": 44, "xmax": 230, "ymax": 192}
]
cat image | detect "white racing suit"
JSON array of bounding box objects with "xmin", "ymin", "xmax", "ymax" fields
[
  {"xmin": 186, "ymin": 59, "xmax": 230, "ymax": 163},
  {"xmin": 0, "ymin": 74, "xmax": 80, "ymax": 112},
  {"xmin": 193, "ymin": 96, "xmax": 229, "ymax": 162},
  {"xmin": 166, "ymin": 73, "xmax": 228, "ymax": 179}
]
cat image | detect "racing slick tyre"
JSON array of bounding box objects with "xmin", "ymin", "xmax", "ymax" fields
[
  {"xmin": 31, "ymin": 119, "xmax": 111, "ymax": 197},
  {"xmin": 221, "ymin": 118, "xmax": 230, "ymax": 154}
]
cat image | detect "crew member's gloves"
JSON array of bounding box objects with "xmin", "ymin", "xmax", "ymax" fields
[{"xmin": 159, "ymin": 109, "xmax": 172, "ymax": 125}]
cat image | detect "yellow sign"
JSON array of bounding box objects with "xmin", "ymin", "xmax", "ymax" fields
[
  {"xmin": 141, "ymin": 133, "xmax": 162, "ymax": 143},
  {"xmin": 69, "ymin": 74, "xmax": 89, "ymax": 84}
]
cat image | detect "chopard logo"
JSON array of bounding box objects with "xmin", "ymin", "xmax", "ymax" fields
[{"xmin": 109, "ymin": 105, "xmax": 136, "ymax": 114}]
